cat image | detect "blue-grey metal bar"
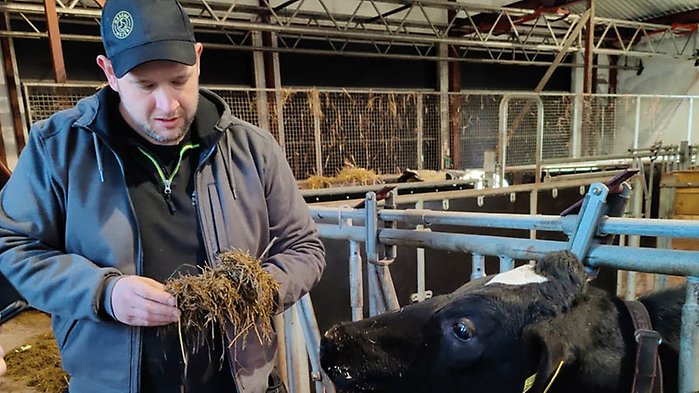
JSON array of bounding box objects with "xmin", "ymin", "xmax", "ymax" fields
[
  {"xmin": 384, "ymin": 191, "xmax": 398, "ymax": 261},
  {"xmin": 365, "ymin": 192, "xmax": 379, "ymax": 263},
  {"xmin": 310, "ymin": 207, "xmax": 699, "ymax": 239},
  {"xmin": 346, "ymin": 219, "xmax": 364, "ymax": 322},
  {"xmin": 471, "ymin": 253, "xmax": 486, "ymax": 280},
  {"xmin": 373, "ymin": 228, "xmax": 699, "ymax": 277},
  {"xmin": 679, "ymin": 276, "xmax": 699, "ymax": 393},
  {"xmin": 298, "ymin": 295, "xmax": 336, "ymax": 393},
  {"xmin": 568, "ymin": 183, "xmax": 609, "ymax": 278},
  {"xmin": 499, "ymin": 255, "xmax": 514, "ymax": 272},
  {"xmin": 315, "ymin": 223, "xmax": 364, "ymax": 241}
]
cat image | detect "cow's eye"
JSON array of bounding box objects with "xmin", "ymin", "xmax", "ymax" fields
[{"xmin": 452, "ymin": 319, "xmax": 475, "ymax": 341}]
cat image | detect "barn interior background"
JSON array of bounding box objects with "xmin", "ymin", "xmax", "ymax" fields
[{"xmin": 0, "ymin": 1, "xmax": 698, "ymax": 393}]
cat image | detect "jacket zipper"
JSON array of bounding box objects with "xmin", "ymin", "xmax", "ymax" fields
[{"xmin": 137, "ymin": 144, "xmax": 200, "ymax": 214}]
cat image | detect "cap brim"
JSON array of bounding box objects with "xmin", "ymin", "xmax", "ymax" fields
[{"xmin": 111, "ymin": 40, "xmax": 196, "ymax": 78}]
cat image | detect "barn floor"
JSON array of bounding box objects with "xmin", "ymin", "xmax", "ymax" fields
[{"xmin": 0, "ymin": 310, "xmax": 52, "ymax": 393}]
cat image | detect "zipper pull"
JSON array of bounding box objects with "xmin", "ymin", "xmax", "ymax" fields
[
  {"xmin": 163, "ymin": 180, "xmax": 176, "ymax": 214},
  {"xmin": 163, "ymin": 179, "xmax": 172, "ymax": 196}
]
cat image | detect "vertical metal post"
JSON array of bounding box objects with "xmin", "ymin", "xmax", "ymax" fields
[
  {"xmin": 284, "ymin": 305, "xmax": 310, "ymax": 393},
  {"xmin": 687, "ymin": 97, "xmax": 694, "ymax": 144},
  {"xmin": 656, "ymin": 174, "xmax": 674, "ymax": 290},
  {"xmin": 679, "ymin": 277, "xmax": 699, "ymax": 393},
  {"xmin": 365, "ymin": 192, "xmax": 381, "ymax": 316},
  {"xmin": 471, "ymin": 253, "xmax": 486, "ymax": 281},
  {"xmin": 625, "ymin": 173, "xmax": 643, "ymax": 300},
  {"xmin": 313, "ymin": 93, "xmax": 323, "ymax": 177},
  {"xmin": 417, "ymin": 94, "xmax": 424, "ymax": 170},
  {"xmin": 499, "ymin": 255, "xmax": 514, "ymax": 272},
  {"xmin": 299, "ymin": 295, "xmax": 336, "ymax": 393},
  {"xmin": 273, "ymin": 314, "xmax": 288, "ymax": 389},
  {"xmin": 438, "ymin": 42, "xmax": 450, "ymax": 170},
  {"xmin": 583, "ymin": 0, "xmax": 595, "ymax": 94},
  {"xmin": 415, "ymin": 199, "xmax": 428, "ymax": 302},
  {"xmin": 252, "ymin": 30, "xmax": 271, "ymax": 132},
  {"xmin": 384, "ymin": 191, "xmax": 398, "ymax": 262},
  {"xmin": 270, "ymin": 33, "xmax": 286, "ymax": 155},
  {"xmin": 572, "ymin": 91, "xmax": 583, "ymax": 158},
  {"xmin": 634, "ymin": 97, "xmax": 641, "ymax": 150},
  {"xmin": 346, "ymin": 218, "xmax": 364, "ymax": 321}
]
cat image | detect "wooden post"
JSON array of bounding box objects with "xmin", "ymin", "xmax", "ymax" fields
[{"xmin": 43, "ymin": 0, "xmax": 67, "ymax": 83}]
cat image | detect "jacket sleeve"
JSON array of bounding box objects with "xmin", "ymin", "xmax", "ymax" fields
[
  {"xmin": 0, "ymin": 127, "xmax": 121, "ymax": 321},
  {"xmin": 261, "ymin": 141, "xmax": 325, "ymax": 312}
]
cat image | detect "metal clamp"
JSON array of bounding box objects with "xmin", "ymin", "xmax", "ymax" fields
[{"xmin": 567, "ymin": 182, "xmax": 609, "ymax": 278}]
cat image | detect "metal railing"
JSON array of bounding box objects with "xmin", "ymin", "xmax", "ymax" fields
[{"xmin": 303, "ymin": 182, "xmax": 699, "ymax": 393}]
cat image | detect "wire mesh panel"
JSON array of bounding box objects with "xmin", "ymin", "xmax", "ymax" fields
[
  {"xmin": 211, "ymin": 89, "xmax": 260, "ymax": 128},
  {"xmin": 318, "ymin": 91, "xmax": 420, "ymax": 176},
  {"xmin": 281, "ymin": 90, "xmax": 318, "ymax": 179},
  {"xmin": 541, "ymin": 95, "xmax": 573, "ymax": 160},
  {"xmin": 25, "ymin": 84, "xmax": 101, "ymax": 125},
  {"xmin": 458, "ymin": 93, "xmax": 502, "ymax": 168},
  {"xmin": 422, "ymin": 94, "xmax": 442, "ymax": 170},
  {"xmin": 21, "ymin": 82, "xmax": 698, "ymax": 180},
  {"xmin": 638, "ymin": 96, "xmax": 687, "ymax": 147},
  {"xmin": 583, "ymin": 95, "xmax": 632, "ymax": 156},
  {"xmin": 503, "ymin": 97, "xmax": 542, "ymax": 167}
]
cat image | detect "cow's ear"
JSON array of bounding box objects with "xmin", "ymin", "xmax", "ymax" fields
[{"xmin": 521, "ymin": 318, "xmax": 574, "ymax": 393}]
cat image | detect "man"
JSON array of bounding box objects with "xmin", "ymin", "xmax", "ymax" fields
[{"xmin": 0, "ymin": 0, "xmax": 325, "ymax": 392}]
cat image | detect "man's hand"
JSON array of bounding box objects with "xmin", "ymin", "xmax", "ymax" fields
[
  {"xmin": 111, "ymin": 276, "xmax": 180, "ymax": 326},
  {"xmin": 0, "ymin": 326, "xmax": 6, "ymax": 377}
]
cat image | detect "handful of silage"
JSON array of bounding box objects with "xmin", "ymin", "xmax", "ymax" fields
[{"xmin": 165, "ymin": 249, "xmax": 280, "ymax": 348}]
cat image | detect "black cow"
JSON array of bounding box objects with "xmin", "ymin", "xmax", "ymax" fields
[{"xmin": 320, "ymin": 251, "xmax": 683, "ymax": 393}]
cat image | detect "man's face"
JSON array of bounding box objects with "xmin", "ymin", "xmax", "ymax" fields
[{"xmin": 97, "ymin": 43, "xmax": 203, "ymax": 146}]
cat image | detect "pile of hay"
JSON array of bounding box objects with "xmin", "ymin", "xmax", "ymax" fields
[
  {"xmin": 306, "ymin": 163, "xmax": 383, "ymax": 189},
  {"xmin": 165, "ymin": 249, "xmax": 280, "ymax": 352},
  {"xmin": 5, "ymin": 332, "xmax": 69, "ymax": 393}
]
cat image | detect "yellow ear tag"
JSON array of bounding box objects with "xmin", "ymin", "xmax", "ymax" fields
[
  {"xmin": 522, "ymin": 373, "xmax": 537, "ymax": 393},
  {"xmin": 522, "ymin": 361, "xmax": 564, "ymax": 393}
]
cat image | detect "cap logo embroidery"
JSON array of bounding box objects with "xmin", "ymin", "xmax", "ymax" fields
[{"xmin": 111, "ymin": 11, "xmax": 133, "ymax": 40}]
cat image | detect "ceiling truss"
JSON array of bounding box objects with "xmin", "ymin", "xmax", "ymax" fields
[{"xmin": 0, "ymin": 0, "xmax": 695, "ymax": 66}]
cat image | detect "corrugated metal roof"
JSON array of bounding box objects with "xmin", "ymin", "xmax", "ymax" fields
[{"xmin": 566, "ymin": 0, "xmax": 699, "ymax": 22}]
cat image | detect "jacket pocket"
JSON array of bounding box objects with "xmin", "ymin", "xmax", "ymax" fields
[{"xmin": 207, "ymin": 183, "xmax": 230, "ymax": 253}]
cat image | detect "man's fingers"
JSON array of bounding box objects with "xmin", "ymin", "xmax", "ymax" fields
[
  {"xmin": 111, "ymin": 275, "xmax": 180, "ymax": 326},
  {"xmin": 134, "ymin": 277, "xmax": 176, "ymax": 306}
]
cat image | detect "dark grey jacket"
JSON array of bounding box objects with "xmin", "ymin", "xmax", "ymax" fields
[{"xmin": 0, "ymin": 87, "xmax": 325, "ymax": 393}]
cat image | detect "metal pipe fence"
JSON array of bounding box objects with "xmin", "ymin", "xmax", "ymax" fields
[
  {"xmin": 21, "ymin": 82, "xmax": 699, "ymax": 181},
  {"xmin": 308, "ymin": 183, "xmax": 699, "ymax": 393}
]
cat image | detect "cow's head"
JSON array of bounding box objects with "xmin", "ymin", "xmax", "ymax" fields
[{"xmin": 320, "ymin": 251, "xmax": 590, "ymax": 393}]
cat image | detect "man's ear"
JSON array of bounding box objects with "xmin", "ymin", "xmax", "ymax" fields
[
  {"xmin": 521, "ymin": 318, "xmax": 574, "ymax": 393},
  {"xmin": 194, "ymin": 43, "xmax": 203, "ymax": 76},
  {"xmin": 96, "ymin": 55, "xmax": 119, "ymax": 91}
]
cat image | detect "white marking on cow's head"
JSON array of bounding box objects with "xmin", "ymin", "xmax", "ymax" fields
[{"xmin": 485, "ymin": 264, "xmax": 548, "ymax": 286}]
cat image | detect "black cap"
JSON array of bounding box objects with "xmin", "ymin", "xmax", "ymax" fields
[{"xmin": 100, "ymin": 0, "xmax": 196, "ymax": 78}]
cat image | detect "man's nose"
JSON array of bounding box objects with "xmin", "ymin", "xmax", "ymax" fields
[{"xmin": 153, "ymin": 87, "xmax": 179, "ymax": 113}]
